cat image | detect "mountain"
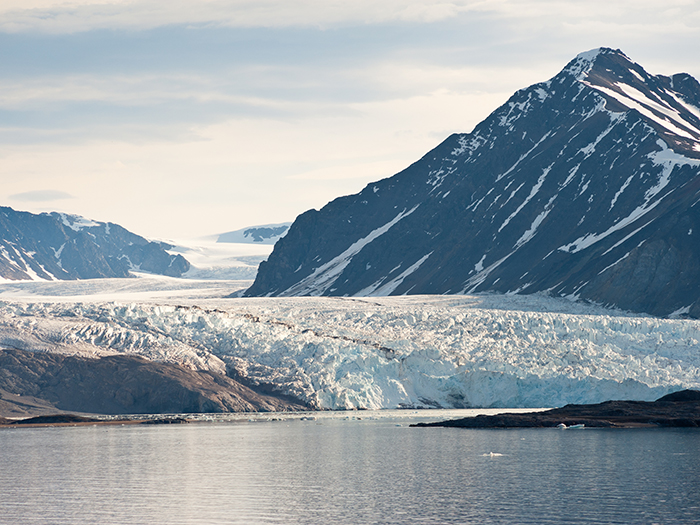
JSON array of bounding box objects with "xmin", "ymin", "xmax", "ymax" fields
[
  {"xmin": 217, "ymin": 222, "xmax": 291, "ymax": 244},
  {"xmin": 0, "ymin": 207, "xmax": 189, "ymax": 280},
  {"xmin": 246, "ymin": 48, "xmax": 700, "ymax": 318}
]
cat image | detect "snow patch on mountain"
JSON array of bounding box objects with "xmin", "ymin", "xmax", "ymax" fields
[
  {"xmin": 648, "ymin": 139, "xmax": 700, "ymax": 168},
  {"xmin": 281, "ymin": 206, "xmax": 420, "ymax": 296},
  {"xmin": 57, "ymin": 213, "xmax": 100, "ymax": 232},
  {"xmin": 358, "ymin": 252, "xmax": 433, "ymax": 296},
  {"xmin": 565, "ymin": 48, "xmax": 603, "ymax": 80},
  {"xmin": 557, "ymin": 140, "xmax": 694, "ymax": 255},
  {"xmin": 586, "ymin": 82, "xmax": 700, "ymax": 141}
]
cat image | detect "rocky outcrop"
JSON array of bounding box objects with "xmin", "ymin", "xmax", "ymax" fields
[
  {"xmin": 412, "ymin": 390, "xmax": 700, "ymax": 428},
  {"xmin": 0, "ymin": 348, "xmax": 309, "ymax": 416}
]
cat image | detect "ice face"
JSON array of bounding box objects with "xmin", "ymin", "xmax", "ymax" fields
[{"xmin": 0, "ymin": 283, "xmax": 698, "ymax": 410}]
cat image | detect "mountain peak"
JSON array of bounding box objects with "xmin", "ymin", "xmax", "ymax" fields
[
  {"xmin": 247, "ymin": 50, "xmax": 700, "ymax": 318},
  {"xmin": 569, "ymin": 49, "xmax": 700, "ymax": 156},
  {"xmin": 563, "ymin": 47, "xmax": 628, "ymax": 80}
]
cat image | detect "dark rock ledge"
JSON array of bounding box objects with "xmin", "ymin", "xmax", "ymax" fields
[
  {"xmin": 0, "ymin": 414, "xmax": 191, "ymax": 427},
  {"xmin": 411, "ymin": 390, "xmax": 700, "ymax": 429}
]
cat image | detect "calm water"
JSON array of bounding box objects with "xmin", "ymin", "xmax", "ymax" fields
[{"xmin": 1, "ymin": 412, "xmax": 699, "ymax": 524}]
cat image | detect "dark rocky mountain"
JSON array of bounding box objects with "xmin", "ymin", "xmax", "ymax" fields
[
  {"xmin": 247, "ymin": 48, "xmax": 700, "ymax": 318},
  {"xmin": 0, "ymin": 207, "xmax": 189, "ymax": 280}
]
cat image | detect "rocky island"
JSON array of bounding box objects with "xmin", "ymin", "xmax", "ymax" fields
[{"xmin": 412, "ymin": 390, "xmax": 700, "ymax": 429}]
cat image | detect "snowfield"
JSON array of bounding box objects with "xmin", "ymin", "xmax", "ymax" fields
[{"xmin": 0, "ymin": 277, "xmax": 698, "ymax": 409}]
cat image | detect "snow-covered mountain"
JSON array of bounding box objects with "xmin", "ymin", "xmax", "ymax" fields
[
  {"xmin": 0, "ymin": 207, "xmax": 189, "ymax": 280},
  {"xmin": 247, "ymin": 48, "xmax": 700, "ymax": 318},
  {"xmin": 217, "ymin": 223, "xmax": 291, "ymax": 245}
]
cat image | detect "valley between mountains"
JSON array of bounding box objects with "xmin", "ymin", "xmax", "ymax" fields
[{"xmin": 2, "ymin": 48, "xmax": 700, "ymax": 416}]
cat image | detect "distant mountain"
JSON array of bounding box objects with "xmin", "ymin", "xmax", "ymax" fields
[
  {"xmin": 246, "ymin": 48, "xmax": 700, "ymax": 318},
  {"xmin": 217, "ymin": 223, "xmax": 291, "ymax": 245},
  {"xmin": 0, "ymin": 207, "xmax": 189, "ymax": 280}
]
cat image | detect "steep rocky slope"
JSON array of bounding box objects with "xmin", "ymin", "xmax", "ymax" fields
[{"xmin": 247, "ymin": 48, "xmax": 700, "ymax": 318}]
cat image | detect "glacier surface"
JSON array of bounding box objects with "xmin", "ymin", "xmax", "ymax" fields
[{"xmin": 0, "ymin": 277, "xmax": 698, "ymax": 410}]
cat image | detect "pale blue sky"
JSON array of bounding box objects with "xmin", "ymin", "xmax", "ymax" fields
[{"xmin": 1, "ymin": 1, "xmax": 698, "ymax": 240}]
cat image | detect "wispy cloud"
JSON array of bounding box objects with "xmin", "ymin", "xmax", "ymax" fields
[
  {"xmin": 0, "ymin": 0, "xmax": 697, "ymax": 35},
  {"xmin": 0, "ymin": 1, "xmax": 486, "ymax": 34},
  {"xmin": 9, "ymin": 190, "xmax": 75, "ymax": 202}
]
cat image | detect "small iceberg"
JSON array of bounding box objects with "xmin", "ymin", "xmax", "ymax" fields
[{"xmin": 557, "ymin": 423, "xmax": 585, "ymax": 429}]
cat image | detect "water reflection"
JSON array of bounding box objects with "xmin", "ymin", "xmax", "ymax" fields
[{"xmin": 1, "ymin": 416, "xmax": 699, "ymax": 524}]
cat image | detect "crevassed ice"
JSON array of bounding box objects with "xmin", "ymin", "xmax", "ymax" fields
[{"xmin": 1, "ymin": 293, "xmax": 698, "ymax": 409}]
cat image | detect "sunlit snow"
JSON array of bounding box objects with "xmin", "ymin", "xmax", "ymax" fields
[
  {"xmin": 1, "ymin": 279, "xmax": 696, "ymax": 409},
  {"xmin": 281, "ymin": 206, "xmax": 419, "ymax": 296}
]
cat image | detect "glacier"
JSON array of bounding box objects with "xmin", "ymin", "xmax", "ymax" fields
[{"xmin": 0, "ymin": 277, "xmax": 698, "ymax": 410}]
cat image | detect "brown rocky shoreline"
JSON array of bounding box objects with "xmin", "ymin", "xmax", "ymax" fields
[
  {"xmin": 0, "ymin": 413, "xmax": 191, "ymax": 428},
  {"xmin": 0, "ymin": 348, "xmax": 309, "ymax": 418},
  {"xmin": 412, "ymin": 390, "xmax": 700, "ymax": 429}
]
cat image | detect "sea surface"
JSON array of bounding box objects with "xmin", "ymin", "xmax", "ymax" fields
[{"xmin": 1, "ymin": 410, "xmax": 699, "ymax": 524}]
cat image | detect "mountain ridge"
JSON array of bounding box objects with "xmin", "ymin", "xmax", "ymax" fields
[
  {"xmin": 0, "ymin": 206, "xmax": 190, "ymax": 281},
  {"xmin": 247, "ymin": 48, "xmax": 700, "ymax": 318}
]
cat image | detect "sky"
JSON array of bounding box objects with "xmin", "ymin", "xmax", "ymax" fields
[{"xmin": 0, "ymin": 0, "xmax": 699, "ymax": 241}]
